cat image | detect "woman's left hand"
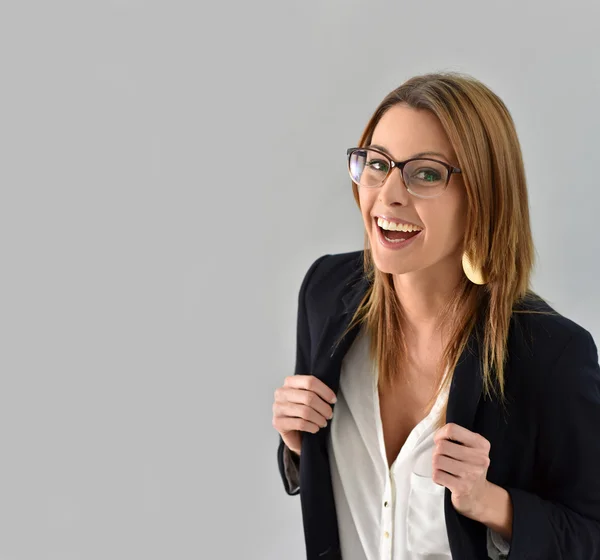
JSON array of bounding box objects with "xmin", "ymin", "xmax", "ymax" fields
[{"xmin": 432, "ymin": 422, "xmax": 492, "ymax": 520}]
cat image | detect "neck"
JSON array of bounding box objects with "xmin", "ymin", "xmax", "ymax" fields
[{"xmin": 392, "ymin": 254, "xmax": 464, "ymax": 340}]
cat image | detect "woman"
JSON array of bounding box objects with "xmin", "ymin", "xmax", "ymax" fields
[{"xmin": 271, "ymin": 73, "xmax": 600, "ymax": 559}]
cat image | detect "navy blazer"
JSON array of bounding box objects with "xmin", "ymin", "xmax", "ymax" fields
[{"xmin": 277, "ymin": 250, "xmax": 600, "ymax": 559}]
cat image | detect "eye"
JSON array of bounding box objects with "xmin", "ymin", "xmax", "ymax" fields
[
  {"xmin": 366, "ymin": 158, "xmax": 390, "ymax": 173},
  {"xmin": 412, "ymin": 168, "xmax": 442, "ymax": 183}
]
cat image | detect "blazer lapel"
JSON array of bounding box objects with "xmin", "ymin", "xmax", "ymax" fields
[
  {"xmin": 299, "ymin": 267, "xmax": 369, "ymax": 558},
  {"xmin": 446, "ymin": 327, "xmax": 484, "ymax": 429},
  {"xmin": 311, "ymin": 268, "xmax": 486, "ymax": 435},
  {"xmin": 310, "ymin": 269, "xmax": 370, "ymax": 398},
  {"xmin": 444, "ymin": 324, "xmax": 488, "ymax": 558},
  {"xmin": 312, "ymin": 265, "xmax": 485, "ymax": 432}
]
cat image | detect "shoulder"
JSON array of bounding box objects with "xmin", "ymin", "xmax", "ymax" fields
[
  {"xmin": 298, "ymin": 250, "xmax": 364, "ymax": 317},
  {"xmin": 511, "ymin": 293, "xmax": 597, "ymax": 358},
  {"xmin": 301, "ymin": 250, "xmax": 364, "ymax": 296},
  {"xmin": 509, "ymin": 293, "xmax": 599, "ymax": 391}
]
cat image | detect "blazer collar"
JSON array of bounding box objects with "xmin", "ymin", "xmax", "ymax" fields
[
  {"xmin": 314, "ymin": 263, "xmax": 484, "ymax": 432},
  {"xmin": 309, "ymin": 265, "xmax": 369, "ymax": 399},
  {"xmin": 340, "ymin": 266, "xmax": 370, "ymax": 316}
]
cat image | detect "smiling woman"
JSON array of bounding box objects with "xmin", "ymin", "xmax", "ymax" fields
[{"xmin": 272, "ymin": 72, "xmax": 600, "ymax": 560}]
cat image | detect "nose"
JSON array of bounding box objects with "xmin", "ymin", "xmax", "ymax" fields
[{"xmin": 378, "ymin": 167, "xmax": 410, "ymax": 206}]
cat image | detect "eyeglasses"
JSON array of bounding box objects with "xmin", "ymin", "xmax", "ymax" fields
[{"xmin": 346, "ymin": 147, "xmax": 462, "ymax": 199}]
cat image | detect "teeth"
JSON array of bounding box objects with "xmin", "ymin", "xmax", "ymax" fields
[
  {"xmin": 384, "ymin": 235, "xmax": 406, "ymax": 243},
  {"xmin": 377, "ymin": 218, "xmax": 422, "ymax": 232}
]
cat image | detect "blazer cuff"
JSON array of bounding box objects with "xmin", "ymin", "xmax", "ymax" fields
[
  {"xmin": 504, "ymin": 486, "xmax": 554, "ymax": 558},
  {"xmin": 277, "ymin": 437, "xmax": 300, "ymax": 495},
  {"xmin": 282, "ymin": 444, "xmax": 300, "ymax": 493}
]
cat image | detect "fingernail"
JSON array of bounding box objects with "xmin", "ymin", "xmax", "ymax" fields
[{"xmin": 331, "ymin": 395, "xmax": 337, "ymax": 403}]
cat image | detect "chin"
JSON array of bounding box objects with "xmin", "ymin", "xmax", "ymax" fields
[{"xmin": 370, "ymin": 252, "xmax": 416, "ymax": 276}]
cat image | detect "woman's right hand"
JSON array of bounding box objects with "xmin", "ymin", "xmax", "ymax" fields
[{"xmin": 272, "ymin": 375, "xmax": 337, "ymax": 456}]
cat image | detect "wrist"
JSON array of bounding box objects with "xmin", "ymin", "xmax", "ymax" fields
[
  {"xmin": 285, "ymin": 444, "xmax": 301, "ymax": 458},
  {"xmin": 479, "ymin": 481, "xmax": 513, "ymax": 541}
]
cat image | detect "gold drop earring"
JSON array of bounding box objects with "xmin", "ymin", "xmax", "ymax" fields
[{"xmin": 462, "ymin": 251, "xmax": 487, "ymax": 285}]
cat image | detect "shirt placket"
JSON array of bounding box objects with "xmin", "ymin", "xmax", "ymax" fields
[{"xmin": 380, "ymin": 469, "xmax": 395, "ymax": 560}]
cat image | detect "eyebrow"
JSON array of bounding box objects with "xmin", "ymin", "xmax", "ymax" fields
[{"xmin": 368, "ymin": 144, "xmax": 451, "ymax": 162}]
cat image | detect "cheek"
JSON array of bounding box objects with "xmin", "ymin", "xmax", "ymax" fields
[
  {"xmin": 452, "ymin": 193, "xmax": 468, "ymax": 236},
  {"xmin": 445, "ymin": 198, "xmax": 468, "ymax": 249},
  {"xmin": 452, "ymin": 187, "xmax": 468, "ymax": 228},
  {"xmin": 420, "ymin": 196, "xmax": 466, "ymax": 248},
  {"xmin": 358, "ymin": 189, "xmax": 377, "ymax": 227}
]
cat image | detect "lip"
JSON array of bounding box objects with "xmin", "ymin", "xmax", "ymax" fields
[{"xmin": 373, "ymin": 215, "xmax": 424, "ymax": 229}]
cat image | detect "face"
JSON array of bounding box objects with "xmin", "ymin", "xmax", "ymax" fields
[{"xmin": 359, "ymin": 104, "xmax": 467, "ymax": 278}]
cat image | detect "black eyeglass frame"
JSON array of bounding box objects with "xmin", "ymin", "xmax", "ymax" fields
[{"xmin": 346, "ymin": 146, "xmax": 462, "ymax": 197}]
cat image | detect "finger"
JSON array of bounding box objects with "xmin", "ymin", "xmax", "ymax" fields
[
  {"xmin": 432, "ymin": 469, "xmax": 458, "ymax": 490},
  {"xmin": 433, "ymin": 454, "xmax": 465, "ymax": 477},
  {"xmin": 276, "ymin": 415, "xmax": 321, "ymax": 435},
  {"xmin": 435, "ymin": 439, "xmax": 483, "ymax": 462},
  {"xmin": 433, "ymin": 423, "xmax": 473, "ymax": 445},
  {"xmin": 284, "ymin": 375, "xmax": 337, "ymax": 404},
  {"xmin": 279, "ymin": 386, "xmax": 334, "ymax": 421},
  {"xmin": 434, "ymin": 423, "xmax": 489, "ymax": 450},
  {"xmin": 274, "ymin": 401, "xmax": 329, "ymax": 428}
]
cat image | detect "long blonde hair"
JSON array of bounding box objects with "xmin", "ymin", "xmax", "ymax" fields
[{"xmin": 341, "ymin": 72, "xmax": 537, "ymax": 429}]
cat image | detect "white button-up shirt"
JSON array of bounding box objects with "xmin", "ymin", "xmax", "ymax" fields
[{"xmin": 326, "ymin": 326, "xmax": 510, "ymax": 560}]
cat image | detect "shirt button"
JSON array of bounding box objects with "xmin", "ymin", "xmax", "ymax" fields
[
  {"xmin": 384, "ymin": 501, "xmax": 389, "ymax": 507},
  {"xmin": 384, "ymin": 531, "xmax": 390, "ymax": 538}
]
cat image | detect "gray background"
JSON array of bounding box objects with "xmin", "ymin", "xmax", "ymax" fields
[{"xmin": 1, "ymin": 1, "xmax": 599, "ymax": 559}]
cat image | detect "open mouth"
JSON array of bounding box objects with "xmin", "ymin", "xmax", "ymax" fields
[
  {"xmin": 380, "ymin": 227, "xmax": 421, "ymax": 243},
  {"xmin": 375, "ymin": 217, "xmax": 423, "ymax": 244}
]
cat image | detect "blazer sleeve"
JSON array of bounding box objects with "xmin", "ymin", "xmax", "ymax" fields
[
  {"xmin": 505, "ymin": 328, "xmax": 600, "ymax": 559},
  {"xmin": 277, "ymin": 254, "xmax": 329, "ymax": 496}
]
